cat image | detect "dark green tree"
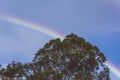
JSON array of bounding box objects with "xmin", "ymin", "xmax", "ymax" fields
[
  {"xmin": 30, "ymin": 33, "xmax": 110, "ymax": 80},
  {"xmin": 0, "ymin": 33, "xmax": 110, "ymax": 80}
]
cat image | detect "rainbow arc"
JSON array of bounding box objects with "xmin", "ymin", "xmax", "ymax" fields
[{"xmin": 0, "ymin": 16, "xmax": 120, "ymax": 79}]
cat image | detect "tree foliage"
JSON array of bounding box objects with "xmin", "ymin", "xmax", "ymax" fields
[{"xmin": 0, "ymin": 33, "xmax": 110, "ymax": 80}]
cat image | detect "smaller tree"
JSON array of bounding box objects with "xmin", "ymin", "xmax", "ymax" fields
[{"xmin": 0, "ymin": 61, "xmax": 24, "ymax": 80}]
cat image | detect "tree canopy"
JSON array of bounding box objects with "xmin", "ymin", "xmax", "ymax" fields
[{"xmin": 0, "ymin": 33, "xmax": 110, "ymax": 80}]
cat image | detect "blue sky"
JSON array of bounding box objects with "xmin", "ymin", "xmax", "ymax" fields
[{"xmin": 0, "ymin": 0, "xmax": 120, "ymax": 79}]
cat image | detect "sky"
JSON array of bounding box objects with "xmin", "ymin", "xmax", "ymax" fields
[{"xmin": 0, "ymin": 0, "xmax": 120, "ymax": 79}]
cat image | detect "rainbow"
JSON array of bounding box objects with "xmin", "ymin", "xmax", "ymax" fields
[
  {"xmin": 106, "ymin": 61, "xmax": 120, "ymax": 79},
  {"xmin": 0, "ymin": 16, "xmax": 64, "ymax": 39},
  {"xmin": 0, "ymin": 16, "xmax": 120, "ymax": 79}
]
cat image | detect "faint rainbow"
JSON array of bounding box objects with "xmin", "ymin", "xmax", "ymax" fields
[
  {"xmin": 108, "ymin": 0, "xmax": 120, "ymax": 11},
  {"xmin": 0, "ymin": 16, "xmax": 120, "ymax": 79}
]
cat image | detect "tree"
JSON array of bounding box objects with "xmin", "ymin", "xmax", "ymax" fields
[
  {"xmin": 0, "ymin": 33, "xmax": 110, "ymax": 80},
  {"xmin": 31, "ymin": 33, "xmax": 110, "ymax": 80},
  {"xmin": 0, "ymin": 61, "xmax": 24, "ymax": 80}
]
